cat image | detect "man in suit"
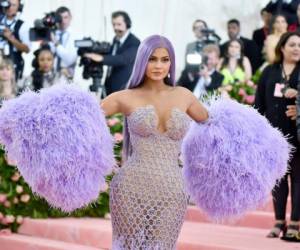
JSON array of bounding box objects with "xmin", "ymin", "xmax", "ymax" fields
[
  {"xmin": 84, "ymin": 11, "xmax": 140, "ymax": 96},
  {"xmin": 221, "ymin": 19, "xmax": 260, "ymax": 72},
  {"xmin": 252, "ymin": 8, "xmax": 272, "ymax": 66},
  {"xmin": 179, "ymin": 44, "xmax": 224, "ymax": 98}
]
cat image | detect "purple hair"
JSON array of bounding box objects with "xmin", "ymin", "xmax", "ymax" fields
[{"xmin": 123, "ymin": 35, "xmax": 176, "ymax": 160}]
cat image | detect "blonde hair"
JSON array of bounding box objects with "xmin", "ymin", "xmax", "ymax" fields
[
  {"xmin": 203, "ymin": 44, "xmax": 220, "ymax": 57},
  {"xmin": 0, "ymin": 58, "xmax": 16, "ymax": 96}
]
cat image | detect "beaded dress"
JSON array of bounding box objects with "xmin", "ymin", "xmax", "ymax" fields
[{"xmin": 110, "ymin": 105, "xmax": 191, "ymax": 249}]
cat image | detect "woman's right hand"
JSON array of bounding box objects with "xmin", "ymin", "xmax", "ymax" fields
[{"xmin": 284, "ymin": 88, "xmax": 298, "ymax": 99}]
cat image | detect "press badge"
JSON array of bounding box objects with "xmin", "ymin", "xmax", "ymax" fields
[{"xmin": 274, "ymin": 83, "xmax": 285, "ymax": 98}]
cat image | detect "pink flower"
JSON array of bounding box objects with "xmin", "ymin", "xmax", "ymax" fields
[
  {"xmin": 16, "ymin": 216, "xmax": 23, "ymax": 224},
  {"xmin": 4, "ymin": 215, "xmax": 15, "ymax": 224},
  {"xmin": 16, "ymin": 185, "xmax": 23, "ymax": 194},
  {"xmin": 11, "ymin": 172, "xmax": 21, "ymax": 182},
  {"xmin": 100, "ymin": 182, "xmax": 109, "ymax": 191},
  {"xmin": 238, "ymin": 88, "xmax": 246, "ymax": 96},
  {"xmin": 0, "ymin": 212, "xmax": 4, "ymax": 220},
  {"xmin": 245, "ymin": 95, "xmax": 255, "ymax": 104},
  {"xmin": 20, "ymin": 194, "xmax": 30, "ymax": 203},
  {"xmin": 246, "ymin": 80, "xmax": 255, "ymax": 87},
  {"xmin": 4, "ymin": 201, "xmax": 11, "ymax": 208},
  {"xmin": 107, "ymin": 117, "xmax": 120, "ymax": 127},
  {"xmin": 13, "ymin": 197, "xmax": 19, "ymax": 204},
  {"xmin": 114, "ymin": 133, "xmax": 123, "ymax": 142},
  {"xmin": 5, "ymin": 156, "xmax": 17, "ymax": 166},
  {"xmin": 0, "ymin": 194, "xmax": 7, "ymax": 203},
  {"xmin": 0, "ymin": 229, "xmax": 12, "ymax": 235}
]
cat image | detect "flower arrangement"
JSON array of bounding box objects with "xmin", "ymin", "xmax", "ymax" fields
[
  {"xmin": 217, "ymin": 70, "xmax": 261, "ymax": 105},
  {"xmin": 218, "ymin": 80, "xmax": 257, "ymax": 105}
]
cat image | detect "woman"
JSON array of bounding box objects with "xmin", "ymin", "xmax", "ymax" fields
[
  {"xmin": 264, "ymin": 14, "xmax": 288, "ymax": 65},
  {"xmin": 97, "ymin": 35, "xmax": 208, "ymax": 248},
  {"xmin": 218, "ymin": 39, "xmax": 252, "ymax": 85},
  {"xmin": 255, "ymin": 31, "xmax": 300, "ymax": 241},
  {"xmin": 0, "ymin": 58, "xmax": 17, "ymax": 105},
  {"xmin": 22, "ymin": 45, "xmax": 68, "ymax": 91}
]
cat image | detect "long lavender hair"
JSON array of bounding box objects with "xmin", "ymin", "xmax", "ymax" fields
[{"xmin": 122, "ymin": 35, "xmax": 176, "ymax": 160}]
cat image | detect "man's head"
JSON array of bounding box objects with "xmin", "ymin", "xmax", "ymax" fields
[
  {"xmin": 227, "ymin": 19, "xmax": 240, "ymax": 40},
  {"xmin": 261, "ymin": 8, "xmax": 272, "ymax": 27},
  {"xmin": 112, "ymin": 11, "xmax": 131, "ymax": 39},
  {"xmin": 192, "ymin": 19, "xmax": 208, "ymax": 40},
  {"xmin": 202, "ymin": 44, "xmax": 220, "ymax": 71},
  {"xmin": 5, "ymin": 0, "xmax": 20, "ymax": 19},
  {"xmin": 56, "ymin": 6, "xmax": 72, "ymax": 31}
]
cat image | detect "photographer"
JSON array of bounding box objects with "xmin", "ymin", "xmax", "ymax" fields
[
  {"xmin": 255, "ymin": 32, "xmax": 300, "ymax": 241},
  {"xmin": 49, "ymin": 6, "xmax": 77, "ymax": 78},
  {"xmin": 0, "ymin": 0, "xmax": 30, "ymax": 80},
  {"xmin": 84, "ymin": 11, "xmax": 140, "ymax": 95},
  {"xmin": 178, "ymin": 19, "xmax": 220, "ymax": 86},
  {"xmin": 179, "ymin": 44, "xmax": 223, "ymax": 98}
]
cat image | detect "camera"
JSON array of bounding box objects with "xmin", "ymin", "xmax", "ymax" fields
[
  {"xmin": 75, "ymin": 37, "xmax": 111, "ymax": 92},
  {"xmin": 199, "ymin": 55, "xmax": 209, "ymax": 70},
  {"xmin": 0, "ymin": 0, "xmax": 10, "ymax": 15},
  {"xmin": 29, "ymin": 12, "xmax": 62, "ymax": 42}
]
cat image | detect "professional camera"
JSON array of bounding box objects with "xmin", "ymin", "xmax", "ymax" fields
[
  {"xmin": 185, "ymin": 28, "xmax": 220, "ymax": 74},
  {"xmin": 75, "ymin": 37, "xmax": 111, "ymax": 93},
  {"xmin": 0, "ymin": 0, "xmax": 10, "ymax": 15},
  {"xmin": 29, "ymin": 12, "xmax": 62, "ymax": 42}
]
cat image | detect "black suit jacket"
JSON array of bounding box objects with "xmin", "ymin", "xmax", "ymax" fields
[
  {"xmin": 252, "ymin": 28, "xmax": 268, "ymax": 66},
  {"xmin": 102, "ymin": 33, "xmax": 140, "ymax": 95},
  {"xmin": 179, "ymin": 69, "xmax": 224, "ymax": 92},
  {"xmin": 221, "ymin": 36, "xmax": 261, "ymax": 72}
]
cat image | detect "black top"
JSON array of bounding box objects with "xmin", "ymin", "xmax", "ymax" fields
[{"xmin": 255, "ymin": 63, "xmax": 300, "ymax": 148}]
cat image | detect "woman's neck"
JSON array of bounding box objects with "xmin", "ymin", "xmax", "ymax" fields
[
  {"xmin": 1, "ymin": 80, "xmax": 13, "ymax": 96},
  {"xmin": 141, "ymin": 79, "xmax": 170, "ymax": 92},
  {"xmin": 282, "ymin": 60, "xmax": 297, "ymax": 77},
  {"xmin": 274, "ymin": 30, "xmax": 285, "ymax": 36}
]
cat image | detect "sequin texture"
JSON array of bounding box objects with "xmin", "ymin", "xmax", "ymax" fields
[{"xmin": 110, "ymin": 105, "xmax": 191, "ymax": 249}]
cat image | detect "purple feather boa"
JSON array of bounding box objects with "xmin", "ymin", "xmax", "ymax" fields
[
  {"xmin": 0, "ymin": 84, "xmax": 115, "ymax": 212},
  {"xmin": 182, "ymin": 98, "xmax": 291, "ymax": 222}
]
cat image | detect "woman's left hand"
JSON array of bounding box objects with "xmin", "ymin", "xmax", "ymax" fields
[
  {"xmin": 284, "ymin": 88, "xmax": 298, "ymax": 98},
  {"xmin": 286, "ymin": 105, "xmax": 297, "ymax": 120}
]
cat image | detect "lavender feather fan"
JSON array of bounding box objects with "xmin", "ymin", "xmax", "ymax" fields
[
  {"xmin": 0, "ymin": 84, "xmax": 115, "ymax": 212},
  {"xmin": 182, "ymin": 98, "xmax": 291, "ymax": 222}
]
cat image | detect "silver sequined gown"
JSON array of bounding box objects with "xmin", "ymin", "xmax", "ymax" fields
[{"xmin": 110, "ymin": 105, "xmax": 191, "ymax": 250}]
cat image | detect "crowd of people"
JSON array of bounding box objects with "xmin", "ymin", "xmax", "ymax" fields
[{"xmin": 1, "ymin": 0, "xmax": 300, "ymax": 244}]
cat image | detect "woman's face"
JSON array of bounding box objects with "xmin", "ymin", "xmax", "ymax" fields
[
  {"xmin": 281, "ymin": 35, "xmax": 300, "ymax": 63},
  {"xmin": 145, "ymin": 47, "xmax": 171, "ymax": 82},
  {"xmin": 0, "ymin": 65, "xmax": 13, "ymax": 81},
  {"xmin": 228, "ymin": 41, "xmax": 241, "ymax": 58},
  {"xmin": 38, "ymin": 50, "xmax": 54, "ymax": 73},
  {"xmin": 273, "ymin": 16, "xmax": 288, "ymax": 33}
]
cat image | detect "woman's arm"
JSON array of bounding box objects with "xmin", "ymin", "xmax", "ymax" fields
[
  {"xmin": 243, "ymin": 56, "xmax": 252, "ymax": 81},
  {"xmin": 100, "ymin": 91, "xmax": 126, "ymax": 116},
  {"xmin": 177, "ymin": 87, "xmax": 208, "ymax": 122}
]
